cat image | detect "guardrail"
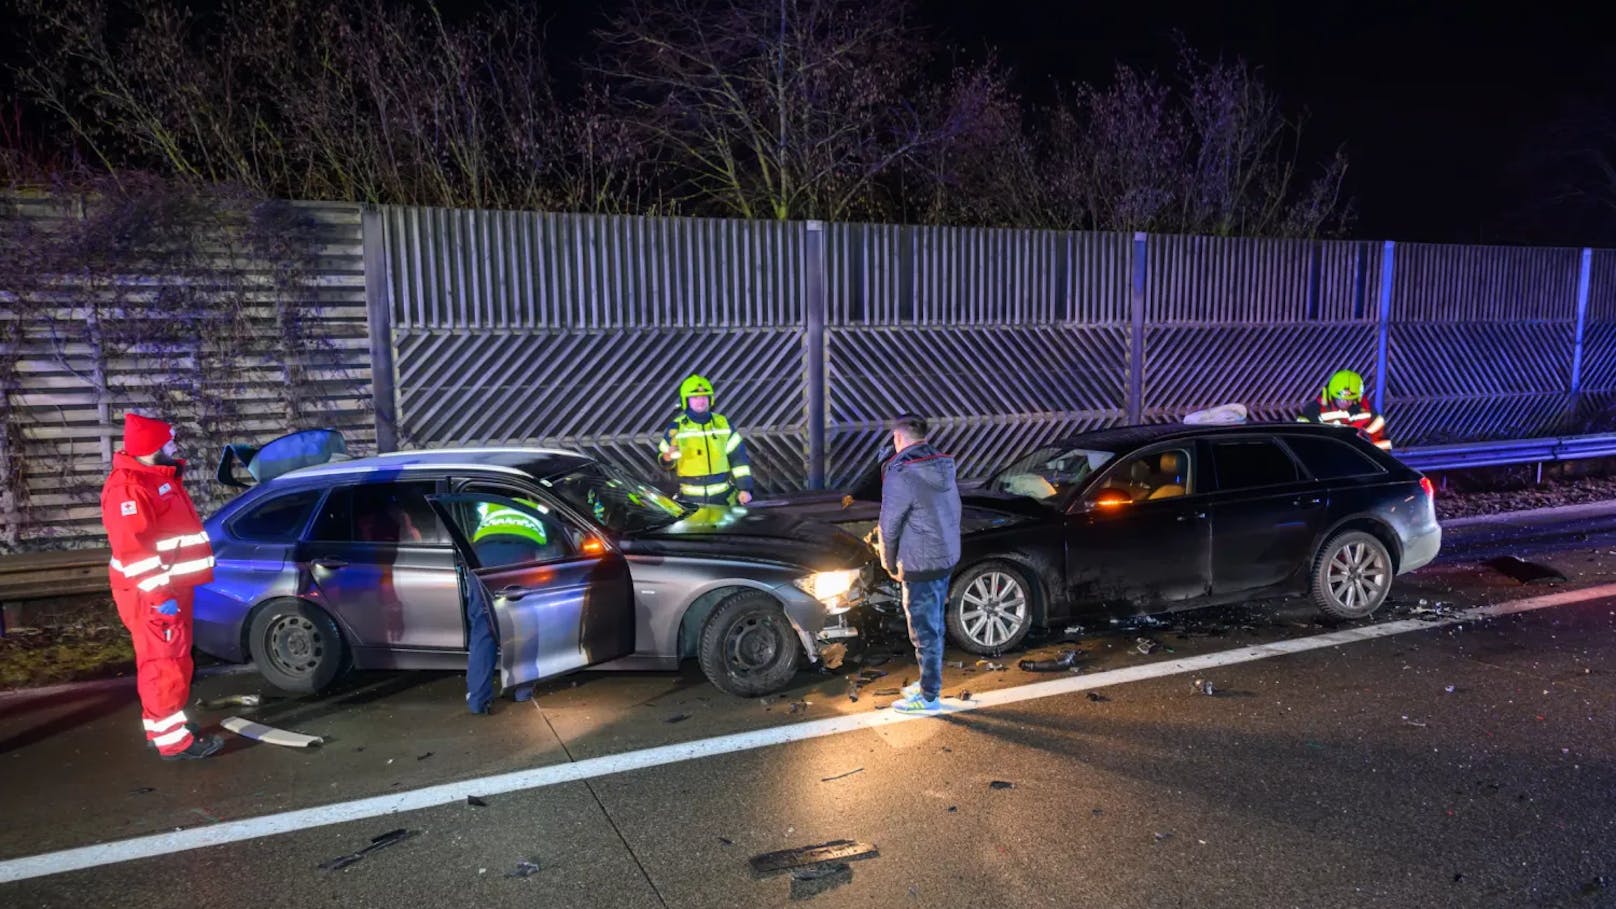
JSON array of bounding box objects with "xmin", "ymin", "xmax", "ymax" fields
[{"xmin": 1398, "ymin": 433, "xmax": 1616, "ymax": 473}]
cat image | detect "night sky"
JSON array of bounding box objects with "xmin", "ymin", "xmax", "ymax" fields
[{"xmin": 5, "ymin": 1, "xmax": 1611, "ymax": 246}]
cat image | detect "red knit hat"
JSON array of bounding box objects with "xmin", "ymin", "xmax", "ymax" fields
[{"xmin": 123, "ymin": 413, "xmax": 173, "ymax": 458}]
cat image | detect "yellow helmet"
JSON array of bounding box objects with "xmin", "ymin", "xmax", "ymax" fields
[
  {"xmin": 1323, "ymin": 369, "xmax": 1364, "ymax": 404},
  {"xmin": 679, "ymin": 374, "xmax": 715, "ymax": 409}
]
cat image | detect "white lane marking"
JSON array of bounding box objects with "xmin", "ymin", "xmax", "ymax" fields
[{"xmin": 3, "ymin": 582, "xmax": 1614, "ymax": 885}]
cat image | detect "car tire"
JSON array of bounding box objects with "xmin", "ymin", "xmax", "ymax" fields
[
  {"xmin": 697, "ymin": 590, "xmax": 801, "ymax": 698},
  {"xmin": 946, "ymin": 561, "xmax": 1035, "ymax": 655},
  {"xmin": 247, "ymin": 599, "xmax": 347, "ymax": 694},
  {"xmin": 1311, "ymin": 531, "xmax": 1393, "ymax": 621}
]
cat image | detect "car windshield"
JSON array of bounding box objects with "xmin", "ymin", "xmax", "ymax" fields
[
  {"xmin": 987, "ymin": 445, "xmax": 1116, "ymax": 507},
  {"xmin": 541, "ymin": 464, "xmax": 689, "ymax": 533}
]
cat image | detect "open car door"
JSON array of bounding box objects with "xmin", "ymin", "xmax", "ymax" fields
[{"xmin": 426, "ymin": 492, "xmax": 635, "ymax": 689}]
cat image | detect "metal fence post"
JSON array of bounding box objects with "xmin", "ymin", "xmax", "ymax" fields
[
  {"xmin": 362, "ymin": 205, "xmax": 399, "ymax": 453},
  {"xmin": 805, "ymin": 220, "xmax": 827, "ymax": 489},
  {"xmin": 1571, "ymin": 247, "xmax": 1593, "ymax": 394},
  {"xmin": 1373, "ymin": 240, "xmax": 1396, "ymax": 415},
  {"xmin": 1127, "ymin": 232, "xmax": 1148, "ymax": 423}
]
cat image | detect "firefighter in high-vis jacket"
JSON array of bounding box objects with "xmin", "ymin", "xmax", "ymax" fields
[
  {"xmin": 465, "ymin": 498, "xmax": 551, "ymax": 713},
  {"xmin": 100, "ymin": 413, "xmax": 222, "ymax": 760},
  {"xmin": 657, "ymin": 374, "xmax": 755, "ymax": 505},
  {"xmin": 1298, "ymin": 369, "xmax": 1393, "ymax": 451}
]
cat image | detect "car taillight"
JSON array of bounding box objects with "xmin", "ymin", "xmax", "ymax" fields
[{"xmin": 1420, "ymin": 476, "xmax": 1434, "ymax": 500}]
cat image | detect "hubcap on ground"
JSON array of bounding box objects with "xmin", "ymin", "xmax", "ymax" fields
[{"xmin": 960, "ymin": 571, "xmax": 1029, "ymax": 647}]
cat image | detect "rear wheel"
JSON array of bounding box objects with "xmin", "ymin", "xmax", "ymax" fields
[
  {"xmin": 1311, "ymin": 531, "xmax": 1393, "ymax": 620},
  {"xmin": 946, "ymin": 561, "xmax": 1035, "ymax": 655},
  {"xmin": 698, "ymin": 590, "xmax": 801, "ymax": 697},
  {"xmin": 248, "ymin": 599, "xmax": 347, "ymax": 694}
]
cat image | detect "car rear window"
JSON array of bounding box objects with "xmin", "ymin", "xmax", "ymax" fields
[
  {"xmin": 1211, "ymin": 439, "xmax": 1299, "ymax": 491},
  {"xmin": 229, "ymin": 489, "xmax": 321, "ymax": 542},
  {"xmin": 1284, "ymin": 435, "xmax": 1384, "ymax": 480}
]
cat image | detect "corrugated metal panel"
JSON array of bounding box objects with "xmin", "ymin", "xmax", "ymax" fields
[
  {"xmin": 1393, "ymin": 244, "xmax": 1581, "ymax": 322},
  {"xmin": 1146, "ymin": 235, "xmax": 1380, "ymax": 324},
  {"xmin": 385, "ymin": 207, "xmax": 805, "ymax": 330},
  {"xmin": 826, "ymin": 223, "xmax": 1132, "ymax": 325},
  {"xmin": 1, "ymin": 199, "xmax": 374, "ymax": 551}
]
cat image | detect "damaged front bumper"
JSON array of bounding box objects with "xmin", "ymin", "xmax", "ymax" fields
[{"xmin": 782, "ymin": 561, "xmax": 907, "ymax": 665}]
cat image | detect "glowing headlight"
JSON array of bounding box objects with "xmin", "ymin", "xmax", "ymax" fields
[{"xmin": 794, "ymin": 569, "xmax": 860, "ymax": 605}]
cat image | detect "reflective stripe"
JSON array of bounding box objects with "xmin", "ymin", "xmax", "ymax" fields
[
  {"xmin": 110, "ymin": 556, "xmax": 163, "ymax": 577},
  {"xmin": 155, "ymin": 531, "xmax": 209, "ymax": 552},
  {"xmin": 151, "ymin": 726, "xmax": 192, "ymax": 748},
  {"xmin": 1318, "ymin": 410, "xmax": 1351, "ymax": 422},
  {"xmin": 731, "ymin": 465, "xmax": 752, "ymax": 478},
  {"xmin": 1348, "ymin": 412, "xmax": 1374, "ymax": 423},
  {"xmin": 680, "ymin": 481, "xmax": 733, "ymax": 496},
  {"xmin": 675, "ymin": 429, "xmax": 730, "ymax": 441},
  {"xmin": 1374, "ymin": 440, "xmax": 1394, "ymax": 451},
  {"xmin": 169, "ymin": 557, "xmax": 215, "ymax": 577},
  {"xmin": 143, "ymin": 710, "xmax": 188, "ymax": 733},
  {"xmin": 136, "ymin": 572, "xmax": 172, "ymax": 593},
  {"xmin": 1364, "ymin": 417, "xmax": 1386, "ymax": 435},
  {"xmin": 724, "ymin": 431, "xmax": 743, "ymax": 454}
]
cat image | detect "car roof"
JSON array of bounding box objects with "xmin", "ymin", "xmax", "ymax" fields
[
  {"xmin": 1054, "ymin": 421, "xmax": 1360, "ymax": 452},
  {"xmin": 277, "ymin": 446, "xmax": 594, "ymax": 483}
]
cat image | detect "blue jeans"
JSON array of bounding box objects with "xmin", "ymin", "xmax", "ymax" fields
[
  {"xmin": 466, "ymin": 580, "xmax": 498, "ymax": 713},
  {"xmin": 902, "ymin": 576, "xmax": 950, "ymax": 702}
]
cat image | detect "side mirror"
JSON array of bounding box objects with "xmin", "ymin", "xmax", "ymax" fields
[{"xmin": 1090, "ymin": 488, "xmax": 1131, "ymax": 510}]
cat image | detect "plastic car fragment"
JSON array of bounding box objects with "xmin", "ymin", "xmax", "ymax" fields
[
  {"xmin": 749, "ymin": 840, "xmax": 879, "ymax": 875},
  {"xmin": 318, "ymin": 828, "xmax": 414, "ymax": 871},
  {"xmin": 1018, "ymin": 650, "xmax": 1079, "ymax": 672},
  {"xmin": 221, "ymin": 716, "xmax": 324, "ymax": 748}
]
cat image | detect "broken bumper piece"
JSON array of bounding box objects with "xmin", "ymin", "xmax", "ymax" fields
[{"xmin": 222, "ymin": 716, "xmax": 324, "ymax": 748}]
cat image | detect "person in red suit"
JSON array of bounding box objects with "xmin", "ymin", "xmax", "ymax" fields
[{"xmin": 100, "ymin": 413, "xmax": 223, "ymax": 760}]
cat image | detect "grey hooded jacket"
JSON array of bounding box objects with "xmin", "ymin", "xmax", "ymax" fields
[{"xmin": 878, "ymin": 442, "xmax": 962, "ymax": 582}]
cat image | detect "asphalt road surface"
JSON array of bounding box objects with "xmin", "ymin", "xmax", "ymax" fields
[{"xmin": 3, "ymin": 504, "xmax": 1615, "ymax": 908}]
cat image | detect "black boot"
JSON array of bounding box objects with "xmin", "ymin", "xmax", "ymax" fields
[{"xmin": 160, "ymin": 734, "xmax": 224, "ymax": 761}]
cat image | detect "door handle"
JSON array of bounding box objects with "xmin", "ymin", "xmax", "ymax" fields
[
  {"xmin": 1292, "ymin": 495, "xmax": 1324, "ymax": 507},
  {"xmin": 313, "ymin": 558, "xmax": 348, "ymax": 570},
  {"xmin": 495, "ymin": 585, "xmax": 536, "ymax": 601},
  {"xmin": 1176, "ymin": 511, "xmax": 1208, "ymax": 523}
]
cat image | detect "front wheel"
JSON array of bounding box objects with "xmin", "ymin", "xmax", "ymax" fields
[
  {"xmin": 946, "ymin": 561, "xmax": 1035, "ymax": 655},
  {"xmin": 1311, "ymin": 531, "xmax": 1393, "ymax": 620},
  {"xmin": 697, "ymin": 590, "xmax": 801, "ymax": 697},
  {"xmin": 248, "ymin": 599, "xmax": 347, "ymax": 694}
]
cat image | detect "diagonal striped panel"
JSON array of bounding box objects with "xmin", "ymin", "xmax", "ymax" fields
[
  {"xmin": 827, "ymin": 413, "xmax": 1122, "ymax": 489},
  {"xmin": 395, "ymin": 328, "xmax": 805, "ymax": 446},
  {"xmin": 1142, "ymin": 324, "xmax": 1377, "ymax": 419},
  {"xmin": 1384, "ymin": 393, "xmax": 1574, "ymax": 445},
  {"xmin": 1388, "ymin": 323, "xmax": 1572, "ymax": 398},
  {"xmin": 825, "ymin": 326, "xmax": 1128, "ymax": 425},
  {"xmin": 1577, "ymin": 322, "xmax": 1616, "ymax": 393}
]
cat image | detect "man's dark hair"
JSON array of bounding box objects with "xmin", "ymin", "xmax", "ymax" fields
[{"xmin": 891, "ymin": 413, "xmax": 928, "ymax": 439}]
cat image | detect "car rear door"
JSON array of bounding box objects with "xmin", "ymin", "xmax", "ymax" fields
[
  {"xmin": 1205, "ymin": 436, "xmax": 1330, "ymax": 596},
  {"xmin": 427, "ymin": 492, "xmax": 635, "ymax": 688}
]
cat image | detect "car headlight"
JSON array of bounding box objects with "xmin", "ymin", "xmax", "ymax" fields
[{"xmin": 794, "ymin": 568, "xmax": 861, "ymax": 612}]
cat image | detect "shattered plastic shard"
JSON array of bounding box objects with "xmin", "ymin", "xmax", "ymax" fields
[
  {"xmin": 506, "ymin": 861, "xmax": 542, "ymax": 879},
  {"xmin": 748, "ymin": 840, "xmax": 879, "ymax": 875},
  {"xmin": 1018, "ymin": 650, "xmax": 1079, "ymax": 672},
  {"xmin": 988, "ymin": 780, "xmax": 1015, "ymax": 790}
]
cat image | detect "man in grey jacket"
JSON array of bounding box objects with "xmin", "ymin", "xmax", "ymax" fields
[{"xmin": 878, "ymin": 414, "xmax": 961, "ymax": 713}]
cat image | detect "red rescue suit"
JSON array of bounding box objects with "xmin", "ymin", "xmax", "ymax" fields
[
  {"xmin": 100, "ymin": 451, "xmax": 215, "ymax": 755},
  {"xmin": 1298, "ymin": 398, "xmax": 1393, "ymax": 451}
]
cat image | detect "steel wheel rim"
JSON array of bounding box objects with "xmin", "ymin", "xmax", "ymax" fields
[
  {"xmin": 959, "ymin": 571, "xmax": 1029, "ymax": 648},
  {"xmin": 1326, "ymin": 541, "xmax": 1389, "ymax": 613},
  {"xmin": 267, "ymin": 614, "xmax": 324, "ymax": 677},
  {"xmin": 725, "ymin": 614, "xmax": 781, "ymax": 673}
]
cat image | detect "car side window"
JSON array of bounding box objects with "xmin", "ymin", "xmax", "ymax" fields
[
  {"xmin": 1093, "ymin": 447, "xmax": 1194, "ymax": 503},
  {"xmin": 1211, "ymin": 439, "xmax": 1300, "ymax": 491},
  {"xmin": 230, "ymin": 489, "xmax": 321, "ymax": 542},
  {"xmin": 308, "ymin": 482, "xmax": 448, "ymax": 544},
  {"xmin": 1284, "ymin": 435, "xmax": 1384, "ymax": 480},
  {"xmin": 449, "ymin": 490, "xmax": 580, "ymax": 569}
]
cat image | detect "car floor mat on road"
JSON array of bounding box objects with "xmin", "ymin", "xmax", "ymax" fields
[{"xmin": 1484, "ymin": 555, "xmax": 1568, "ymax": 585}]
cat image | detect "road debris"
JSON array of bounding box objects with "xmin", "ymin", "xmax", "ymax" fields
[
  {"xmin": 847, "ymin": 680, "xmax": 861, "ymax": 703},
  {"xmin": 862, "ymin": 653, "xmax": 893, "ymax": 667},
  {"xmin": 821, "ymin": 768, "xmax": 864, "ymax": 782},
  {"xmin": 1153, "ymin": 832, "xmax": 1174, "ymax": 843},
  {"xmin": 989, "ymin": 780, "xmax": 1015, "ymax": 790},
  {"xmin": 873, "ymin": 688, "xmax": 900, "ymax": 696},
  {"xmin": 719, "ymin": 837, "xmax": 735, "ymax": 846},
  {"xmin": 1192, "ymin": 678, "xmax": 1216, "ymax": 696},
  {"xmin": 1402, "ymin": 716, "xmax": 1429, "ymax": 728},
  {"xmin": 944, "ymin": 660, "xmax": 966, "ymax": 669},
  {"xmin": 956, "ymin": 690, "xmax": 973, "ymax": 702},
  {"xmin": 221, "ymin": 716, "xmax": 322, "ymax": 748},
  {"xmin": 129, "ymin": 787, "xmax": 155, "ymax": 795},
  {"xmin": 1087, "ymin": 691, "xmax": 1109, "ymax": 702},
  {"xmin": 467, "ymin": 796, "xmax": 489, "ymax": 808},
  {"xmin": 416, "ymin": 752, "xmax": 434, "ymax": 761},
  {"xmin": 1409, "ymin": 602, "xmax": 1460, "ymax": 621},
  {"xmin": 975, "ymin": 660, "xmax": 1007, "ymax": 671},
  {"xmin": 748, "ymin": 840, "xmax": 879, "ymax": 875},
  {"xmin": 1135, "ymin": 637, "xmax": 1162, "ymax": 655},
  {"xmin": 196, "ymin": 693, "xmax": 261, "ymax": 711},
  {"xmin": 665, "ymin": 714, "xmax": 691, "ymax": 724},
  {"xmin": 506, "ymin": 860, "xmax": 542, "ymax": 879},
  {"xmin": 1445, "ymin": 685, "xmax": 1457, "ymax": 694},
  {"xmin": 789, "ymin": 700, "xmax": 810, "ymax": 715},
  {"xmin": 855, "ymin": 669, "xmax": 888, "ymax": 683},
  {"xmin": 789, "ymin": 862, "xmax": 854, "ymax": 899},
  {"xmin": 318, "ymin": 828, "xmax": 415, "ymax": 872},
  {"xmin": 1484, "ymin": 555, "xmax": 1567, "ymax": 585},
  {"xmin": 1019, "ymin": 650, "xmax": 1079, "ymax": 672},
  {"xmin": 820, "ymin": 642, "xmax": 848, "ymax": 670}
]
